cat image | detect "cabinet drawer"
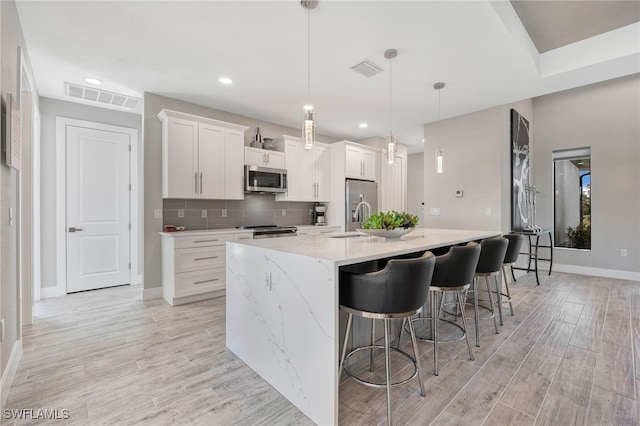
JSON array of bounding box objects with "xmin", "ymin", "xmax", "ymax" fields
[
  {"xmin": 175, "ymin": 234, "xmax": 231, "ymax": 249},
  {"xmin": 175, "ymin": 246, "xmax": 225, "ymax": 272},
  {"xmin": 175, "ymin": 268, "xmax": 225, "ymax": 298}
]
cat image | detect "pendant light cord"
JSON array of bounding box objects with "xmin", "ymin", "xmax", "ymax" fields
[
  {"xmin": 389, "ymin": 57, "xmax": 392, "ymax": 135},
  {"xmin": 307, "ymin": 7, "xmax": 311, "ymax": 106}
]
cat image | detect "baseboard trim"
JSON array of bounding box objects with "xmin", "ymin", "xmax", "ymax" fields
[
  {"xmin": 142, "ymin": 286, "xmax": 163, "ymax": 300},
  {"xmin": 1, "ymin": 340, "xmax": 22, "ymax": 410},
  {"xmin": 554, "ymin": 263, "xmax": 640, "ymax": 281},
  {"xmin": 41, "ymin": 286, "xmax": 65, "ymax": 299}
]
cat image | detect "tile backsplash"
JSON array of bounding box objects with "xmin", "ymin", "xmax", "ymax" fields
[{"xmin": 163, "ymin": 194, "xmax": 317, "ymax": 230}]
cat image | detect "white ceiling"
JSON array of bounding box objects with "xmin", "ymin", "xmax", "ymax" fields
[{"xmin": 15, "ymin": 1, "xmax": 640, "ymax": 153}]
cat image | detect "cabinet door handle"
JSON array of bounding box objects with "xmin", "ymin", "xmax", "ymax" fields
[
  {"xmin": 200, "ymin": 172, "xmax": 203, "ymax": 194},
  {"xmin": 193, "ymin": 239, "xmax": 219, "ymax": 243},
  {"xmin": 195, "ymin": 172, "xmax": 198, "ymax": 193},
  {"xmin": 194, "ymin": 256, "xmax": 219, "ymax": 261},
  {"xmin": 194, "ymin": 278, "xmax": 219, "ymax": 285},
  {"xmin": 68, "ymin": 227, "xmax": 83, "ymax": 232},
  {"xmin": 267, "ymin": 153, "xmax": 270, "ymax": 164}
]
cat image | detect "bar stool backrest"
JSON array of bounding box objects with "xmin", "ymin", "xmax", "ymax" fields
[
  {"xmin": 339, "ymin": 251, "xmax": 435, "ymax": 314},
  {"xmin": 476, "ymin": 237, "xmax": 509, "ymax": 274},
  {"xmin": 503, "ymin": 234, "xmax": 524, "ymax": 264},
  {"xmin": 431, "ymin": 242, "xmax": 481, "ymax": 288}
]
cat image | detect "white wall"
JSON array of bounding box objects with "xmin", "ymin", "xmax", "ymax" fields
[
  {"xmin": 39, "ymin": 97, "xmax": 142, "ymax": 290},
  {"xmin": 533, "ymin": 74, "xmax": 640, "ymax": 276},
  {"xmin": 423, "ymin": 100, "xmax": 533, "ymax": 232},
  {"xmin": 407, "ymin": 152, "xmax": 424, "ymax": 225}
]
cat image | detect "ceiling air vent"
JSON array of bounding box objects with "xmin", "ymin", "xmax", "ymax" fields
[
  {"xmin": 65, "ymin": 82, "xmax": 141, "ymax": 110},
  {"xmin": 351, "ymin": 59, "xmax": 384, "ymax": 78}
]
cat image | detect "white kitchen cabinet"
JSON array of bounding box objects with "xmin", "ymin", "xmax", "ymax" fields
[
  {"xmin": 345, "ymin": 143, "xmax": 376, "ymax": 181},
  {"xmin": 244, "ymin": 147, "xmax": 285, "ymax": 169},
  {"xmin": 161, "ymin": 230, "xmax": 252, "ymax": 305},
  {"xmin": 275, "ymin": 136, "xmax": 330, "ymax": 202},
  {"xmin": 158, "ymin": 109, "xmax": 248, "ymax": 200}
]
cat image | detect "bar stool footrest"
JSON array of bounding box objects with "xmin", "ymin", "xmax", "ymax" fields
[
  {"xmin": 343, "ymin": 345, "xmax": 418, "ymax": 388},
  {"xmin": 410, "ymin": 316, "xmax": 467, "ymax": 343}
]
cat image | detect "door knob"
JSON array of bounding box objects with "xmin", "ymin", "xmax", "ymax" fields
[{"xmin": 68, "ymin": 227, "xmax": 83, "ymax": 232}]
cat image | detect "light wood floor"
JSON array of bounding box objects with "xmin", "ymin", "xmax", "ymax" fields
[{"xmin": 3, "ymin": 272, "xmax": 638, "ymax": 425}]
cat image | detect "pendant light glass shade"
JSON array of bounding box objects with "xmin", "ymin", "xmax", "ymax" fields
[
  {"xmin": 303, "ymin": 105, "xmax": 315, "ymax": 150},
  {"xmin": 301, "ymin": 1, "xmax": 317, "ymax": 150},
  {"xmin": 387, "ymin": 133, "xmax": 396, "ymax": 164},
  {"xmin": 436, "ymin": 148, "xmax": 444, "ymax": 174}
]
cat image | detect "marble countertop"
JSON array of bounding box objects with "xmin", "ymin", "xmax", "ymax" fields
[{"xmin": 228, "ymin": 228, "xmax": 501, "ymax": 266}]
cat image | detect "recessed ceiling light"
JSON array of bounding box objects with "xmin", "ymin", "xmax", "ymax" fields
[
  {"xmin": 359, "ymin": 123, "xmax": 368, "ymax": 128},
  {"xmin": 84, "ymin": 77, "xmax": 102, "ymax": 85},
  {"xmin": 219, "ymin": 77, "xmax": 233, "ymax": 85}
]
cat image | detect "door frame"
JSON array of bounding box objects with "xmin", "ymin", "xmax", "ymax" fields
[{"xmin": 50, "ymin": 118, "xmax": 139, "ymax": 297}]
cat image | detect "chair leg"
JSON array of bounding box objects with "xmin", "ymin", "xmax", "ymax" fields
[
  {"xmin": 485, "ymin": 277, "xmax": 499, "ymax": 334},
  {"xmin": 503, "ymin": 265, "xmax": 514, "ymax": 316},
  {"xmin": 370, "ymin": 318, "xmax": 376, "ymax": 372},
  {"xmin": 396, "ymin": 318, "xmax": 405, "ymax": 350},
  {"xmin": 339, "ymin": 313, "xmax": 353, "ymax": 383},
  {"xmin": 432, "ymin": 290, "xmax": 439, "ymax": 376},
  {"xmin": 510, "ymin": 264, "xmax": 516, "ymax": 282},
  {"xmin": 383, "ymin": 319, "xmax": 393, "ymax": 426},
  {"xmin": 495, "ymin": 271, "xmax": 504, "ymax": 326},
  {"xmin": 457, "ymin": 289, "xmax": 474, "ymax": 361},
  {"xmin": 407, "ymin": 315, "xmax": 426, "ymax": 397},
  {"xmin": 473, "ymin": 278, "xmax": 480, "ymax": 347}
]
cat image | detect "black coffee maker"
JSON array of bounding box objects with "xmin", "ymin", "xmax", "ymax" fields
[{"xmin": 313, "ymin": 203, "xmax": 326, "ymax": 226}]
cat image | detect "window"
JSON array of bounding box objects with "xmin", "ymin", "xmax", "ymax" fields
[{"xmin": 553, "ymin": 148, "xmax": 591, "ymax": 249}]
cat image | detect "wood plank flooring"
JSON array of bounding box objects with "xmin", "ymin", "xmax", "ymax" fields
[{"xmin": 2, "ymin": 272, "xmax": 638, "ymax": 425}]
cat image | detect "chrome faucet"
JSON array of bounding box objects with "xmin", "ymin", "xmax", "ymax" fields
[{"xmin": 353, "ymin": 200, "xmax": 372, "ymax": 222}]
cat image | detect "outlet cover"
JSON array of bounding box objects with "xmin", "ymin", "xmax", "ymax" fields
[
  {"xmin": 281, "ymin": 209, "xmax": 287, "ymax": 216},
  {"xmin": 485, "ymin": 208, "xmax": 492, "ymax": 216},
  {"xmin": 178, "ymin": 209, "xmax": 185, "ymax": 218},
  {"xmin": 201, "ymin": 209, "xmax": 207, "ymax": 218},
  {"xmin": 222, "ymin": 209, "xmax": 228, "ymax": 218},
  {"xmin": 620, "ymin": 249, "xmax": 628, "ymax": 257},
  {"xmin": 154, "ymin": 209, "xmax": 162, "ymax": 219}
]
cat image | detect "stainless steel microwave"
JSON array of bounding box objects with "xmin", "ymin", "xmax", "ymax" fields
[{"xmin": 244, "ymin": 165, "xmax": 287, "ymax": 193}]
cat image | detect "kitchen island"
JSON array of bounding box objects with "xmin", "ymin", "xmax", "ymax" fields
[{"xmin": 225, "ymin": 228, "xmax": 500, "ymax": 425}]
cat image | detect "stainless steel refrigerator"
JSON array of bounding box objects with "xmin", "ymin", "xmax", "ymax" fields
[{"xmin": 346, "ymin": 179, "xmax": 378, "ymax": 232}]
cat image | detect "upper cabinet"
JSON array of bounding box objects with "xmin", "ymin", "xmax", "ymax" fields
[
  {"xmin": 274, "ymin": 136, "xmax": 331, "ymax": 202},
  {"xmin": 345, "ymin": 143, "xmax": 377, "ymax": 181},
  {"xmin": 158, "ymin": 109, "xmax": 248, "ymax": 200},
  {"xmin": 244, "ymin": 147, "xmax": 285, "ymax": 169}
]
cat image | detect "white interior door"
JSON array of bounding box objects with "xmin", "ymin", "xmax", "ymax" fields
[{"xmin": 66, "ymin": 125, "xmax": 130, "ymax": 293}]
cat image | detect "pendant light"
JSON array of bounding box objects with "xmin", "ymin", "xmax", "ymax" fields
[
  {"xmin": 385, "ymin": 49, "xmax": 397, "ymax": 165},
  {"xmin": 301, "ymin": 0, "xmax": 317, "ymax": 150},
  {"xmin": 434, "ymin": 82, "xmax": 445, "ymax": 174}
]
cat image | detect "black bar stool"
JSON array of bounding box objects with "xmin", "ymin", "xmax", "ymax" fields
[
  {"xmin": 472, "ymin": 237, "xmax": 508, "ymax": 345},
  {"xmin": 339, "ymin": 251, "xmax": 436, "ymax": 426},
  {"xmin": 496, "ymin": 233, "xmax": 524, "ymax": 324},
  {"xmin": 404, "ymin": 242, "xmax": 480, "ymax": 376}
]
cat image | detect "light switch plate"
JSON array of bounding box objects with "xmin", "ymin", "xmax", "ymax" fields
[
  {"xmin": 485, "ymin": 208, "xmax": 492, "ymax": 216},
  {"xmin": 430, "ymin": 208, "xmax": 441, "ymax": 216},
  {"xmin": 154, "ymin": 209, "xmax": 162, "ymax": 219}
]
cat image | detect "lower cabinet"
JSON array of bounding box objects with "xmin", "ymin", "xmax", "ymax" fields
[
  {"xmin": 161, "ymin": 231, "xmax": 252, "ymax": 305},
  {"xmin": 296, "ymin": 226, "xmax": 341, "ymax": 236}
]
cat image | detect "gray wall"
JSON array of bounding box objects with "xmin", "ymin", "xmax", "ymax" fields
[
  {"xmin": 143, "ymin": 93, "xmax": 339, "ymax": 290},
  {"xmin": 423, "ymin": 100, "xmax": 533, "ymax": 232},
  {"xmin": 39, "ymin": 97, "xmax": 142, "ymax": 289},
  {"xmin": 532, "ymin": 74, "xmax": 640, "ymax": 274},
  {"xmin": 0, "ymin": 0, "xmax": 34, "ymax": 381},
  {"xmin": 407, "ymin": 152, "xmax": 424, "ymax": 224}
]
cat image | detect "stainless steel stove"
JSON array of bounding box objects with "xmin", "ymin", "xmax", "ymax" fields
[{"xmin": 236, "ymin": 225, "xmax": 298, "ymax": 239}]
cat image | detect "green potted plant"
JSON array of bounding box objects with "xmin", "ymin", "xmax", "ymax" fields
[{"xmin": 359, "ymin": 211, "xmax": 420, "ymax": 238}]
